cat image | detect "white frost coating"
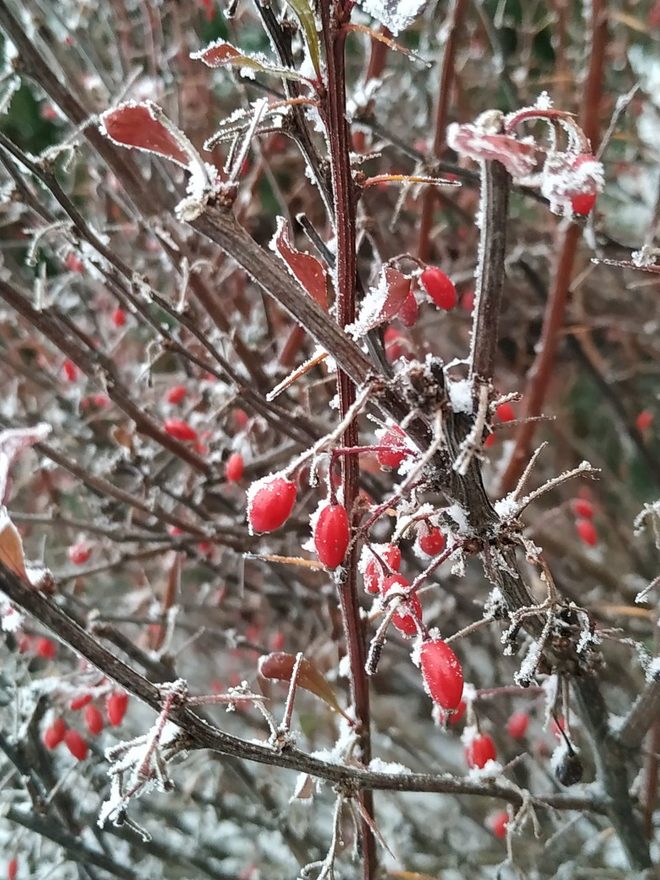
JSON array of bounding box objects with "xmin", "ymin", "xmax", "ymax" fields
[
  {"xmin": 357, "ymin": 0, "xmax": 427, "ymax": 35},
  {"xmin": 368, "ymin": 757, "xmax": 412, "ymax": 775},
  {"xmin": 444, "ymin": 503, "xmax": 470, "ymax": 534},
  {"xmin": 0, "ymin": 597, "xmax": 22, "ymax": 631},
  {"xmin": 346, "ymin": 271, "xmax": 391, "ymax": 339},
  {"xmin": 493, "ymin": 494, "xmax": 519, "ymax": 520},
  {"xmin": 448, "ymin": 378, "xmax": 474, "ymax": 415},
  {"xmin": 646, "ymin": 656, "xmax": 660, "ymax": 682}
]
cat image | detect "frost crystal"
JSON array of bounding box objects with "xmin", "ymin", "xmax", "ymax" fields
[{"xmin": 357, "ymin": 0, "xmax": 427, "ymax": 35}]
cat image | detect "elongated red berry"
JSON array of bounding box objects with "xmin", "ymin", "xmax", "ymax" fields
[
  {"xmin": 43, "ymin": 717, "xmax": 67, "ymax": 749},
  {"xmin": 419, "ymin": 639, "xmax": 464, "ymax": 710},
  {"xmin": 313, "ymin": 503, "xmax": 350, "ymax": 569},
  {"xmin": 70, "ymin": 694, "xmax": 93, "ymax": 711},
  {"xmin": 64, "ymin": 729, "xmax": 88, "ymax": 761},
  {"xmin": 506, "ymin": 710, "xmax": 529, "ymax": 740},
  {"xmin": 377, "ymin": 425, "xmax": 411, "ymax": 470},
  {"xmin": 495, "ymin": 402, "xmax": 515, "ymax": 423},
  {"xmin": 247, "ymin": 476, "xmax": 297, "ymax": 533},
  {"xmin": 36, "ymin": 637, "xmax": 57, "ymax": 660},
  {"xmin": 420, "ymin": 266, "xmax": 457, "ymax": 310},
  {"xmin": 7, "ymin": 858, "xmax": 17, "ymax": 880},
  {"xmin": 164, "ymin": 418, "xmax": 197, "ymax": 442},
  {"xmin": 84, "ymin": 704, "xmax": 104, "ymax": 736},
  {"xmin": 111, "ymin": 308, "xmax": 126, "ymax": 327},
  {"xmin": 418, "ymin": 524, "xmax": 446, "ymax": 557},
  {"xmin": 363, "ymin": 544, "xmax": 401, "ymax": 594},
  {"xmin": 489, "ymin": 810, "xmax": 509, "ymax": 839},
  {"xmin": 576, "ymin": 518, "xmax": 597, "ymax": 547},
  {"xmin": 636, "ymin": 409, "xmax": 654, "ymax": 431},
  {"xmin": 572, "ymin": 498, "xmax": 594, "ymax": 519},
  {"xmin": 225, "ymin": 451, "xmax": 244, "ymax": 483},
  {"xmin": 62, "ymin": 359, "xmax": 79, "ymax": 382},
  {"xmin": 383, "ymin": 574, "xmax": 423, "ymax": 637},
  {"xmin": 68, "ymin": 541, "xmax": 91, "ymax": 566},
  {"xmin": 107, "ymin": 691, "xmax": 129, "ymax": 726},
  {"xmin": 166, "ymin": 384, "xmax": 187, "ymax": 405},
  {"xmin": 465, "ymin": 732, "xmax": 497, "ymax": 769}
]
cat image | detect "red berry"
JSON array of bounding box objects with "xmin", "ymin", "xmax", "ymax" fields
[
  {"xmin": 460, "ymin": 290, "xmax": 475, "ymax": 312},
  {"xmin": 111, "ymin": 308, "xmax": 126, "ymax": 327},
  {"xmin": 377, "ymin": 425, "xmax": 411, "ymax": 470},
  {"xmin": 465, "ymin": 733, "xmax": 497, "ymax": 769},
  {"xmin": 225, "ymin": 451, "xmax": 244, "ymax": 483},
  {"xmin": 506, "ymin": 710, "xmax": 529, "ymax": 740},
  {"xmin": 363, "ymin": 544, "xmax": 401, "ymax": 594},
  {"xmin": 484, "ymin": 432, "xmax": 497, "ymax": 449},
  {"xmin": 419, "ymin": 639, "xmax": 464, "ymax": 710},
  {"xmin": 106, "ymin": 691, "xmax": 129, "ymax": 726},
  {"xmin": 383, "ymin": 574, "xmax": 423, "ymax": 637},
  {"xmin": 636, "ymin": 409, "xmax": 654, "ymax": 431},
  {"xmin": 43, "ymin": 717, "xmax": 67, "ymax": 749},
  {"xmin": 383, "ymin": 326, "xmax": 411, "ymax": 363},
  {"xmin": 420, "ymin": 266, "xmax": 457, "ymax": 310},
  {"xmin": 247, "ymin": 476, "xmax": 297, "ymax": 533},
  {"xmin": 572, "ymin": 498, "xmax": 594, "ymax": 519},
  {"xmin": 449, "ymin": 698, "xmax": 467, "ymax": 726},
  {"xmin": 90, "ymin": 393, "xmax": 110, "ymax": 409},
  {"xmin": 495, "ymin": 402, "xmax": 515, "ymax": 423},
  {"xmin": 576, "ymin": 518, "xmax": 597, "ymax": 547},
  {"xmin": 166, "ymin": 384, "xmax": 187, "ymax": 405},
  {"xmin": 62, "ymin": 359, "xmax": 79, "ymax": 382},
  {"xmin": 84, "ymin": 704, "xmax": 104, "ymax": 736},
  {"xmin": 398, "ymin": 289, "xmax": 419, "ymax": 327},
  {"xmin": 313, "ymin": 503, "xmax": 350, "ymax": 569},
  {"xmin": 65, "ymin": 252, "xmax": 83, "ymax": 273},
  {"xmin": 418, "ymin": 524, "xmax": 446, "ymax": 557},
  {"xmin": 232, "ymin": 408, "xmax": 249, "ymax": 430},
  {"xmin": 36, "ymin": 637, "xmax": 57, "ymax": 660},
  {"xmin": 164, "ymin": 418, "xmax": 197, "ymax": 442},
  {"xmin": 7, "ymin": 858, "xmax": 17, "ymax": 880},
  {"xmin": 570, "ymin": 192, "xmax": 597, "ymax": 217},
  {"xmin": 68, "ymin": 541, "xmax": 91, "ymax": 566},
  {"xmin": 64, "ymin": 729, "xmax": 88, "ymax": 761},
  {"xmin": 70, "ymin": 694, "xmax": 93, "ymax": 711},
  {"xmin": 489, "ymin": 810, "xmax": 509, "ymax": 839}
]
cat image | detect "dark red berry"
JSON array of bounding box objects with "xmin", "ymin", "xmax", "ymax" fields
[
  {"xmin": 84, "ymin": 704, "xmax": 104, "ymax": 736},
  {"xmin": 313, "ymin": 503, "xmax": 350, "ymax": 569},
  {"xmin": 164, "ymin": 418, "xmax": 197, "ymax": 442},
  {"xmin": 62, "ymin": 359, "xmax": 79, "ymax": 382},
  {"xmin": 68, "ymin": 541, "xmax": 91, "ymax": 565},
  {"xmin": 489, "ymin": 810, "xmax": 509, "ymax": 839},
  {"xmin": 506, "ymin": 710, "xmax": 529, "ymax": 740},
  {"xmin": 225, "ymin": 451, "xmax": 244, "ymax": 483},
  {"xmin": 465, "ymin": 733, "xmax": 497, "ymax": 769},
  {"xmin": 111, "ymin": 308, "xmax": 126, "ymax": 327},
  {"xmin": 418, "ymin": 524, "xmax": 446, "ymax": 557},
  {"xmin": 572, "ymin": 498, "xmax": 594, "ymax": 519},
  {"xmin": 419, "ymin": 639, "xmax": 464, "ymax": 710},
  {"xmin": 64, "ymin": 729, "xmax": 88, "ymax": 761},
  {"xmin": 420, "ymin": 266, "xmax": 457, "ymax": 310},
  {"xmin": 70, "ymin": 694, "xmax": 93, "ymax": 711},
  {"xmin": 166, "ymin": 384, "xmax": 187, "ymax": 405},
  {"xmin": 576, "ymin": 519, "xmax": 597, "ymax": 547},
  {"xmin": 36, "ymin": 637, "xmax": 57, "ymax": 660},
  {"xmin": 247, "ymin": 476, "xmax": 297, "ymax": 533},
  {"xmin": 383, "ymin": 574, "xmax": 423, "ymax": 637},
  {"xmin": 570, "ymin": 191, "xmax": 597, "ymax": 216},
  {"xmin": 636, "ymin": 410, "xmax": 653, "ymax": 431},
  {"xmin": 377, "ymin": 425, "xmax": 411, "ymax": 470},
  {"xmin": 107, "ymin": 691, "xmax": 129, "ymax": 726},
  {"xmin": 363, "ymin": 544, "xmax": 401, "ymax": 594},
  {"xmin": 43, "ymin": 718, "xmax": 67, "ymax": 749},
  {"xmin": 7, "ymin": 858, "xmax": 17, "ymax": 880},
  {"xmin": 495, "ymin": 402, "xmax": 515, "ymax": 423}
]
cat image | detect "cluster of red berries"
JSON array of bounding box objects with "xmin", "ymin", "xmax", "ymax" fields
[
  {"xmin": 41, "ymin": 690, "xmax": 129, "ymax": 761},
  {"xmin": 571, "ymin": 496, "xmax": 597, "ymax": 547}
]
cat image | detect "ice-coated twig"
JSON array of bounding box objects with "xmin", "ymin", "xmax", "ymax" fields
[{"xmin": 299, "ymin": 795, "xmax": 344, "ymax": 880}]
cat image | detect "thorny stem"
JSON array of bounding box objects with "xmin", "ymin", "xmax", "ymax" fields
[
  {"xmin": 498, "ymin": 0, "xmax": 608, "ymax": 494},
  {"xmin": 318, "ymin": 5, "xmax": 377, "ymax": 879}
]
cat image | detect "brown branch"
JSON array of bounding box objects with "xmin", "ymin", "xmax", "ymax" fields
[
  {"xmin": 618, "ymin": 675, "xmax": 660, "ymax": 751},
  {"xmin": 417, "ymin": 0, "xmax": 468, "ymax": 262}
]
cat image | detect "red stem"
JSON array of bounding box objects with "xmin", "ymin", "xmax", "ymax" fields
[{"xmin": 319, "ymin": 5, "xmax": 377, "ymax": 879}]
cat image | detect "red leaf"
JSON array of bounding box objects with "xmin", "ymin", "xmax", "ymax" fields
[
  {"xmin": 258, "ymin": 652, "xmax": 352, "ymax": 722},
  {"xmin": 271, "ymin": 218, "xmax": 329, "ymax": 309},
  {"xmin": 100, "ymin": 102, "xmax": 190, "ymax": 168}
]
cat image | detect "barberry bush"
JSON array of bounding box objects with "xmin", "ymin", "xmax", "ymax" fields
[{"xmin": 0, "ymin": 1, "xmax": 659, "ymax": 878}]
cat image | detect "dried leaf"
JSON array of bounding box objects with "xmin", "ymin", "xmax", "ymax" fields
[
  {"xmin": 191, "ymin": 40, "xmax": 308, "ymax": 84},
  {"xmin": 0, "ymin": 422, "xmax": 51, "ymax": 503},
  {"xmin": 0, "ymin": 508, "xmax": 28, "ymax": 580},
  {"xmin": 99, "ymin": 101, "xmax": 191, "ymax": 168},
  {"xmin": 271, "ymin": 217, "xmax": 329, "ymax": 309},
  {"xmin": 258, "ymin": 652, "xmax": 352, "ymax": 722},
  {"xmin": 285, "ymin": 0, "xmax": 321, "ymax": 76}
]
